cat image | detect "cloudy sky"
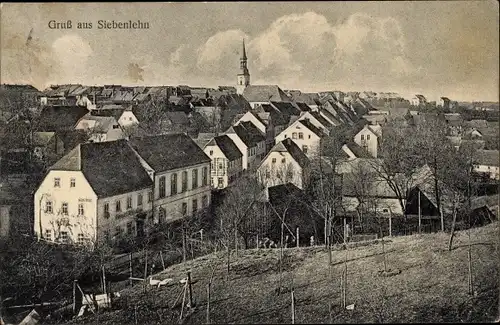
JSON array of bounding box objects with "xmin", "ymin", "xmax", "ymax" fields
[{"xmin": 1, "ymin": 2, "xmax": 498, "ymax": 101}]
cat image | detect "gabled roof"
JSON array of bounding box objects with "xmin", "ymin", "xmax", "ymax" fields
[
  {"xmin": 226, "ymin": 121, "xmax": 266, "ymax": 148},
  {"xmin": 55, "ymin": 130, "xmax": 90, "ymax": 152},
  {"xmin": 38, "ymin": 106, "xmax": 89, "ymax": 132},
  {"xmin": 90, "ymin": 108, "xmax": 125, "ymax": 121},
  {"xmin": 295, "ymin": 102, "xmax": 312, "ymax": 112},
  {"xmin": 310, "ymin": 111, "xmax": 333, "ymax": 129},
  {"xmin": 50, "ymin": 139, "xmax": 153, "ymax": 198},
  {"xmin": 207, "ymin": 135, "xmax": 243, "ymax": 161},
  {"xmin": 255, "ymin": 104, "xmax": 289, "ymax": 126},
  {"xmin": 475, "ymin": 149, "xmax": 499, "ymax": 167},
  {"xmin": 292, "ymin": 93, "xmax": 320, "ymax": 106},
  {"xmin": 271, "ymin": 138, "xmax": 310, "ymax": 169},
  {"xmin": 319, "ymin": 108, "xmax": 341, "ymax": 126},
  {"xmin": 267, "ymin": 182, "xmax": 309, "ymax": 206},
  {"xmin": 271, "ymin": 101, "xmax": 301, "ymax": 116},
  {"xmin": 243, "ymin": 85, "xmax": 290, "ymax": 103},
  {"xmin": 79, "ymin": 115, "xmax": 118, "ymax": 133},
  {"xmin": 360, "ymin": 124, "xmax": 382, "ymax": 137},
  {"xmin": 297, "ymin": 119, "xmax": 324, "ymax": 138},
  {"xmin": 343, "ymin": 142, "xmax": 372, "ymax": 159},
  {"xmin": 129, "ymin": 133, "xmax": 211, "ymax": 172}
]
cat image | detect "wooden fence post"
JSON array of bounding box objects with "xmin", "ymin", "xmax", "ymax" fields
[
  {"xmin": 291, "ymin": 288, "xmax": 295, "ymax": 324},
  {"xmin": 206, "ymin": 283, "xmax": 211, "ymax": 324},
  {"xmin": 187, "ymin": 271, "xmax": 194, "ymax": 308},
  {"xmin": 160, "ymin": 251, "xmax": 166, "ymax": 270},
  {"xmin": 129, "ymin": 252, "xmax": 133, "ymax": 286},
  {"xmin": 256, "ymin": 234, "xmax": 259, "ymax": 250},
  {"xmin": 296, "ymin": 227, "xmax": 299, "ymax": 248},
  {"xmin": 72, "ymin": 280, "xmax": 77, "ymax": 315}
]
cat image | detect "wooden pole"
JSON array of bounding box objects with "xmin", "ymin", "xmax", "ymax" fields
[
  {"xmin": 179, "ymin": 282, "xmax": 187, "ymax": 321},
  {"xmin": 291, "ymin": 289, "xmax": 295, "ymax": 324},
  {"xmin": 256, "ymin": 233, "xmax": 259, "ymax": 250},
  {"xmin": 388, "ymin": 213, "xmax": 392, "ymax": 237},
  {"xmin": 102, "ymin": 265, "xmax": 108, "ymax": 307},
  {"xmin": 183, "ymin": 227, "xmax": 187, "ymax": 264},
  {"xmin": 129, "ymin": 252, "xmax": 133, "ymax": 286},
  {"xmin": 206, "ymin": 282, "xmax": 211, "ymax": 324},
  {"xmin": 418, "ymin": 190, "xmax": 422, "ymax": 234},
  {"xmin": 160, "ymin": 251, "xmax": 166, "ymax": 270},
  {"xmin": 72, "ymin": 279, "xmax": 77, "ymax": 315},
  {"xmin": 144, "ymin": 250, "xmax": 148, "ymax": 280},
  {"xmin": 187, "ymin": 271, "xmax": 194, "ymax": 308},
  {"xmin": 296, "ymin": 227, "xmax": 299, "ymax": 248},
  {"xmin": 468, "ymin": 229, "xmax": 474, "ymax": 295}
]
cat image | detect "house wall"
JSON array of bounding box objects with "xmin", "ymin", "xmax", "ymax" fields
[
  {"xmin": 474, "ymin": 164, "xmax": 500, "ymax": 180},
  {"xmin": 275, "ymin": 122, "xmax": 321, "ymax": 158},
  {"xmin": 257, "ymin": 151, "xmax": 305, "ymax": 189},
  {"xmin": 34, "ymin": 170, "xmax": 98, "ymax": 244},
  {"xmin": 225, "ymin": 133, "xmax": 248, "ymax": 170},
  {"xmin": 204, "ymin": 144, "xmax": 242, "ymax": 189},
  {"xmin": 354, "ymin": 127, "xmax": 378, "ymax": 158},
  {"xmin": 118, "ymin": 111, "xmax": 139, "ymax": 127},
  {"xmin": 153, "ymin": 162, "xmax": 212, "ymax": 223},
  {"xmin": 96, "ymin": 187, "xmax": 153, "ymax": 241},
  {"xmin": 104, "ymin": 123, "xmax": 126, "ymax": 142}
]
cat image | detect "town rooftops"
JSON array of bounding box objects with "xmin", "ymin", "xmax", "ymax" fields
[
  {"xmin": 243, "ymin": 85, "xmax": 290, "ymax": 103},
  {"xmin": 207, "ymin": 135, "xmax": 243, "ymax": 161},
  {"xmin": 297, "ymin": 119, "xmax": 324, "ymax": 137},
  {"xmin": 38, "ymin": 106, "xmax": 90, "ymax": 132},
  {"xmin": 129, "ymin": 133, "xmax": 211, "ymax": 172},
  {"xmin": 271, "ymin": 101, "xmax": 301, "ymax": 116},
  {"xmin": 165, "ymin": 111, "xmax": 190, "ymax": 125},
  {"xmin": 475, "ymin": 149, "xmax": 500, "ymax": 167},
  {"xmin": 310, "ymin": 111, "xmax": 333, "ymax": 129},
  {"xmin": 49, "ymin": 139, "xmax": 153, "ymax": 198},
  {"xmin": 227, "ymin": 121, "xmax": 266, "ymax": 148},
  {"xmin": 90, "ymin": 107, "xmax": 125, "ymax": 121}
]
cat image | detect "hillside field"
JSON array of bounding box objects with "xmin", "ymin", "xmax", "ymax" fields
[{"xmin": 58, "ymin": 222, "xmax": 499, "ymax": 324}]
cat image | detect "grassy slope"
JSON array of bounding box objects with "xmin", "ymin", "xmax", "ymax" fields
[{"xmin": 61, "ymin": 222, "xmax": 499, "ymax": 324}]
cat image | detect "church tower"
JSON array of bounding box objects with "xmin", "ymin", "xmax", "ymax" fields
[{"xmin": 236, "ymin": 39, "xmax": 250, "ymax": 95}]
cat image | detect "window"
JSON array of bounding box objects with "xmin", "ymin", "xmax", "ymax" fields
[
  {"xmin": 182, "ymin": 171, "xmax": 188, "ymax": 192},
  {"xmin": 202, "ymin": 195, "xmax": 208, "ymax": 208},
  {"xmin": 287, "ymin": 169, "xmax": 293, "ymax": 179},
  {"xmin": 104, "ymin": 203, "xmax": 110, "ymax": 218},
  {"xmin": 70, "ymin": 178, "xmax": 76, "ymax": 188},
  {"xmin": 192, "ymin": 199, "xmax": 198, "ymax": 214},
  {"xmin": 361, "ymin": 135, "xmax": 365, "ymax": 140},
  {"xmin": 367, "ymin": 134, "xmax": 371, "ymax": 140},
  {"xmin": 281, "ymin": 158, "xmax": 286, "ymax": 164},
  {"xmin": 202, "ymin": 167, "xmax": 208, "ymax": 186},
  {"xmin": 77, "ymin": 233, "xmax": 86, "ymax": 244},
  {"xmin": 126, "ymin": 222, "xmax": 133, "ymax": 235},
  {"xmin": 209, "ymin": 150, "xmax": 213, "ymax": 156},
  {"xmin": 383, "ymin": 209, "xmax": 388, "ymax": 213},
  {"xmin": 78, "ymin": 204, "xmax": 84, "ymax": 216},
  {"xmin": 159, "ymin": 176, "xmax": 166, "ymax": 198},
  {"xmin": 148, "ymin": 191, "xmax": 153, "ymax": 202},
  {"xmin": 298, "ymin": 132, "xmax": 304, "ymax": 139},
  {"xmin": 115, "ymin": 200, "xmax": 121, "ymax": 212},
  {"xmin": 137, "ymin": 193, "xmax": 143, "ymax": 206},
  {"xmin": 182, "ymin": 202, "xmax": 188, "ymax": 216},
  {"xmin": 62, "ymin": 203, "xmax": 68, "ymax": 215},
  {"xmin": 158, "ymin": 207, "xmax": 166, "ymax": 224},
  {"xmin": 129, "ymin": 117, "xmax": 132, "ymax": 121},
  {"xmin": 218, "ymin": 177, "xmax": 224, "ymax": 188},
  {"xmin": 292, "ymin": 132, "xmax": 297, "ymax": 139},
  {"xmin": 127, "ymin": 196, "xmax": 132, "ymax": 209},
  {"xmin": 218, "ymin": 163, "xmax": 223, "ymax": 170},
  {"xmin": 54, "ymin": 178, "xmax": 60, "ymax": 187},
  {"xmin": 60, "ymin": 231, "xmax": 69, "ymax": 243},
  {"xmin": 308, "ymin": 134, "xmax": 311, "ymax": 139},
  {"xmin": 45, "ymin": 201, "xmax": 53, "ymax": 213},
  {"xmin": 44, "ymin": 229, "xmax": 52, "ymax": 240},
  {"xmin": 272, "ymin": 158, "xmax": 276, "ymax": 164},
  {"xmin": 211, "ymin": 178, "xmax": 214, "ymax": 187},
  {"xmin": 112, "ymin": 125, "xmax": 120, "ymax": 129},
  {"xmin": 192, "ymin": 169, "xmax": 198, "ymax": 189},
  {"xmin": 285, "ymin": 134, "xmax": 288, "ymax": 138},
  {"xmin": 302, "ymin": 145, "xmax": 308, "ymax": 154}
]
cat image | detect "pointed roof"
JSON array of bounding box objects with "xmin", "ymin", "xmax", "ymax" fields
[
  {"xmin": 241, "ymin": 39, "xmax": 247, "ymax": 60},
  {"xmin": 297, "ymin": 119, "xmax": 324, "ymax": 138},
  {"xmin": 262, "ymin": 138, "xmax": 310, "ymax": 169},
  {"xmin": 243, "ymin": 85, "xmax": 290, "ymax": 103},
  {"xmin": 207, "ymin": 135, "xmax": 243, "ymax": 161},
  {"xmin": 50, "ymin": 140, "xmax": 153, "ymax": 197}
]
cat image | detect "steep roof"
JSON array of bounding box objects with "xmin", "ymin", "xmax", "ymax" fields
[
  {"xmin": 310, "ymin": 111, "xmax": 333, "ymax": 129},
  {"xmin": 50, "ymin": 139, "xmax": 153, "ymax": 198},
  {"xmin": 208, "ymin": 135, "xmax": 243, "ymax": 161},
  {"xmin": 271, "ymin": 101, "xmax": 301, "ymax": 116},
  {"xmin": 276, "ymin": 138, "xmax": 310, "ymax": 168},
  {"xmin": 55, "ymin": 130, "xmax": 90, "ymax": 152},
  {"xmin": 255, "ymin": 104, "xmax": 289, "ymax": 126},
  {"xmin": 38, "ymin": 106, "xmax": 89, "ymax": 131},
  {"xmin": 297, "ymin": 119, "xmax": 324, "ymax": 137},
  {"xmin": 292, "ymin": 93, "xmax": 320, "ymax": 106},
  {"xmin": 165, "ymin": 111, "xmax": 190, "ymax": 125},
  {"xmin": 475, "ymin": 150, "xmax": 499, "ymax": 167},
  {"xmin": 79, "ymin": 115, "xmax": 117, "ymax": 133},
  {"xmin": 227, "ymin": 122, "xmax": 266, "ymax": 148},
  {"xmin": 295, "ymin": 102, "xmax": 312, "ymax": 112},
  {"xmin": 90, "ymin": 108, "xmax": 125, "ymax": 121},
  {"xmin": 243, "ymin": 85, "xmax": 290, "ymax": 103},
  {"xmin": 129, "ymin": 133, "xmax": 211, "ymax": 172},
  {"xmin": 344, "ymin": 142, "xmax": 372, "ymax": 159}
]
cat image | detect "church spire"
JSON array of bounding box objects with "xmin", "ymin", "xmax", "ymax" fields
[{"xmin": 241, "ymin": 39, "xmax": 247, "ymax": 60}]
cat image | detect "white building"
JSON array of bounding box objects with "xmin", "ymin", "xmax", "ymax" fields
[
  {"xmin": 225, "ymin": 121, "xmax": 266, "ymax": 170},
  {"xmin": 75, "ymin": 115, "xmax": 126, "ymax": 142},
  {"xmin": 34, "ymin": 140, "xmax": 154, "ymax": 246},
  {"xmin": 353, "ymin": 124, "xmax": 382, "ymax": 158},
  {"xmin": 275, "ymin": 118, "xmax": 325, "ymax": 158},
  {"xmin": 257, "ymin": 138, "xmax": 310, "ymax": 189},
  {"xmin": 473, "ymin": 149, "xmax": 500, "ymax": 180},
  {"xmin": 92, "ymin": 104, "xmax": 139, "ymax": 128},
  {"xmin": 202, "ymin": 135, "xmax": 243, "ymax": 189}
]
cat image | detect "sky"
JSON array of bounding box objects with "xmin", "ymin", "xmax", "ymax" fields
[{"xmin": 1, "ymin": 2, "xmax": 498, "ymax": 102}]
